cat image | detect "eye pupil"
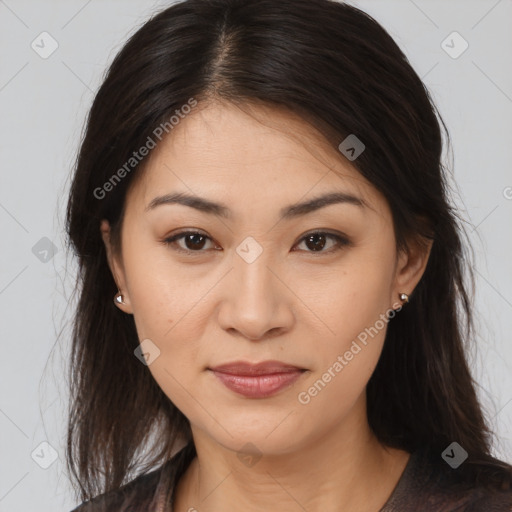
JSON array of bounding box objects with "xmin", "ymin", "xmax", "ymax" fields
[
  {"xmin": 185, "ymin": 233, "xmax": 206, "ymax": 250},
  {"xmin": 305, "ymin": 233, "xmax": 326, "ymax": 252}
]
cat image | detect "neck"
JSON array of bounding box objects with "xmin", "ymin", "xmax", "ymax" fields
[{"xmin": 173, "ymin": 398, "xmax": 410, "ymax": 512}]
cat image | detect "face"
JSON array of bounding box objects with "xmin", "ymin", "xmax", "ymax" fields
[{"xmin": 102, "ymin": 100, "xmax": 430, "ymax": 456}]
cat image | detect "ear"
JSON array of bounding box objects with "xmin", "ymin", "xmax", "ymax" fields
[
  {"xmin": 100, "ymin": 219, "xmax": 133, "ymax": 314},
  {"xmin": 391, "ymin": 235, "xmax": 433, "ymax": 309}
]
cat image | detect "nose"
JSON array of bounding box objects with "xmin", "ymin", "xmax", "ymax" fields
[{"xmin": 217, "ymin": 250, "xmax": 295, "ymax": 342}]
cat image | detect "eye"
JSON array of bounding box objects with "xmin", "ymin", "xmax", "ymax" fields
[
  {"xmin": 292, "ymin": 230, "xmax": 350, "ymax": 254},
  {"xmin": 163, "ymin": 230, "xmax": 219, "ymax": 253},
  {"xmin": 163, "ymin": 229, "xmax": 350, "ymax": 255}
]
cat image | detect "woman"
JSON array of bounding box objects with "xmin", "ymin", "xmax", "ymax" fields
[{"xmin": 65, "ymin": 0, "xmax": 512, "ymax": 510}]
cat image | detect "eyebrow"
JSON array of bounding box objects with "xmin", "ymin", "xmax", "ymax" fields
[{"xmin": 145, "ymin": 190, "xmax": 367, "ymax": 219}]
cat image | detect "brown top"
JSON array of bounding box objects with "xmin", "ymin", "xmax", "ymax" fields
[{"xmin": 70, "ymin": 442, "xmax": 512, "ymax": 511}]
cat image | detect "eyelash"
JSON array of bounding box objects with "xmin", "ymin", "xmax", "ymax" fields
[{"xmin": 162, "ymin": 229, "xmax": 351, "ymax": 256}]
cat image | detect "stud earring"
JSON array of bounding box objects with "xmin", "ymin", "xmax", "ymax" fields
[
  {"xmin": 399, "ymin": 292, "xmax": 409, "ymax": 304},
  {"xmin": 114, "ymin": 291, "xmax": 125, "ymax": 305}
]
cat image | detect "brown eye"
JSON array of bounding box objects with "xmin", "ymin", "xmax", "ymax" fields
[
  {"xmin": 164, "ymin": 229, "xmax": 350, "ymax": 256},
  {"xmin": 294, "ymin": 231, "xmax": 350, "ymax": 254},
  {"xmin": 182, "ymin": 233, "xmax": 207, "ymax": 250},
  {"xmin": 164, "ymin": 231, "xmax": 216, "ymax": 252}
]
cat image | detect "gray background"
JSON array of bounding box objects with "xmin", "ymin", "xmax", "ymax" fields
[{"xmin": 0, "ymin": 0, "xmax": 511, "ymax": 510}]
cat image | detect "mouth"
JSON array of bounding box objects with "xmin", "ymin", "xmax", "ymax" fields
[
  {"xmin": 208, "ymin": 360, "xmax": 307, "ymax": 376},
  {"xmin": 207, "ymin": 360, "xmax": 308, "ymax": 398}
]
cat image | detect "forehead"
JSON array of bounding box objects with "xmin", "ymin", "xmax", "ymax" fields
[{"xmin": 126, "ymin": 100, "xmax": 388, "ymax": 220}]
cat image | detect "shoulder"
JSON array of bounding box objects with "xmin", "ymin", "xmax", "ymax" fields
[
  {"xmin": 459, "ymin": 487, "xmax": 512, "ymax": 511},
  {"xmin": 383, "ymin": 445, "xmax": 512, "ymax": 512},
  {"xmin": 69, "ymin": 464, "xmax": 165, "ymax": 512},
  {"xmin": 69, "ymin": 442, "xmax": 196, "ymax": 512}
]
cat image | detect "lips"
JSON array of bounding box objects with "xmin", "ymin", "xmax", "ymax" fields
[
  {"xmin": 209, "ymin": 360, "xmax": 306, "ymax": 376},
  {"xmin": 208, "ymin": 360, "xmax": 307, "ymax": 398}
]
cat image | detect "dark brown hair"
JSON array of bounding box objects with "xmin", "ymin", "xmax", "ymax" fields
[{"xmin": 65, "ymin": 0, "xmax": 512, "ymax": 503}]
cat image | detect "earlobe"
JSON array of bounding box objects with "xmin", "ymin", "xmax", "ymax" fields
[
  {"xmin": 113, "ymin": 290, "xmax": 133, "ymax": 315},
  {"xmin": 100, "ymin": 219, "xmax": 133, "ymax": 314},
  {"xmin": 113, "ymin": 289, "xmax": 133, "ymax": 314}
]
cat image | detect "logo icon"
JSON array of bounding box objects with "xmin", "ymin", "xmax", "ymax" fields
[
  {"xmin": 236, "ymin": 236, "xmax": 263, "ymax": 264},
  {"xmin": 338, "ymin": 134, "xmax": 365, "ymax": 161},
  {"xmin": 134, "ymin": 338, "xmax": 161, "ymax": 366},
  {"xmin": 32, "ymin": 237, "xmax": 58, "ymax": 263},
  {"xmin": 441, "ymin": 31, "xmax": 469, "ymax": 59},
  {"xmin": 31, "ymin": 441, "xmax": 59, "ymax": 469},
  {"xmin": 237, "ymin": 442, "xmax": 263, "ymax": 467},
  {"xmin": 31, "ymin": 32, "xmax": 59, "ymax": 59},
  {"xmin": 441, "ymin": 441, "xmax": 468, "ymax": 469}
]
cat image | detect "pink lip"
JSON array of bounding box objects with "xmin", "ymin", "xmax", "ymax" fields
[{"xmin": 208, "ymin": 360, "xmax": 307, "ymax": 398}]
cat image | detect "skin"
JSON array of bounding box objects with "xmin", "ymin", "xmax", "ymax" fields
[{"xmin": 101, "ymin": 99, "xmax": 433, "ymax": 512}]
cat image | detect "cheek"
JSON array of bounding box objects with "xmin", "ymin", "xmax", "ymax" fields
[
  {"xmin": 122, "ymin": 234, "xmax": 206, "ymax": 338},
  {"xmin": 294, "ymin": 334, "xmax": 383, "ymax": 448},
  {"xmin": 294, "ymin": 292, "xmax": 391, "ymax": 436},
  {"xmin": 128, "ymin": 275, "xmax": 206, "ymax": 421},
  {"xmin": 121, "ymin": 240, "xmax": 217, "ymax": 402},
  {"xmin": 292, "ymin": 251, "xmax": 395, "ymax": 408},
  {"xmin": 292, "ymin": 248, "xmax": 395, "ymax": 344}
]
